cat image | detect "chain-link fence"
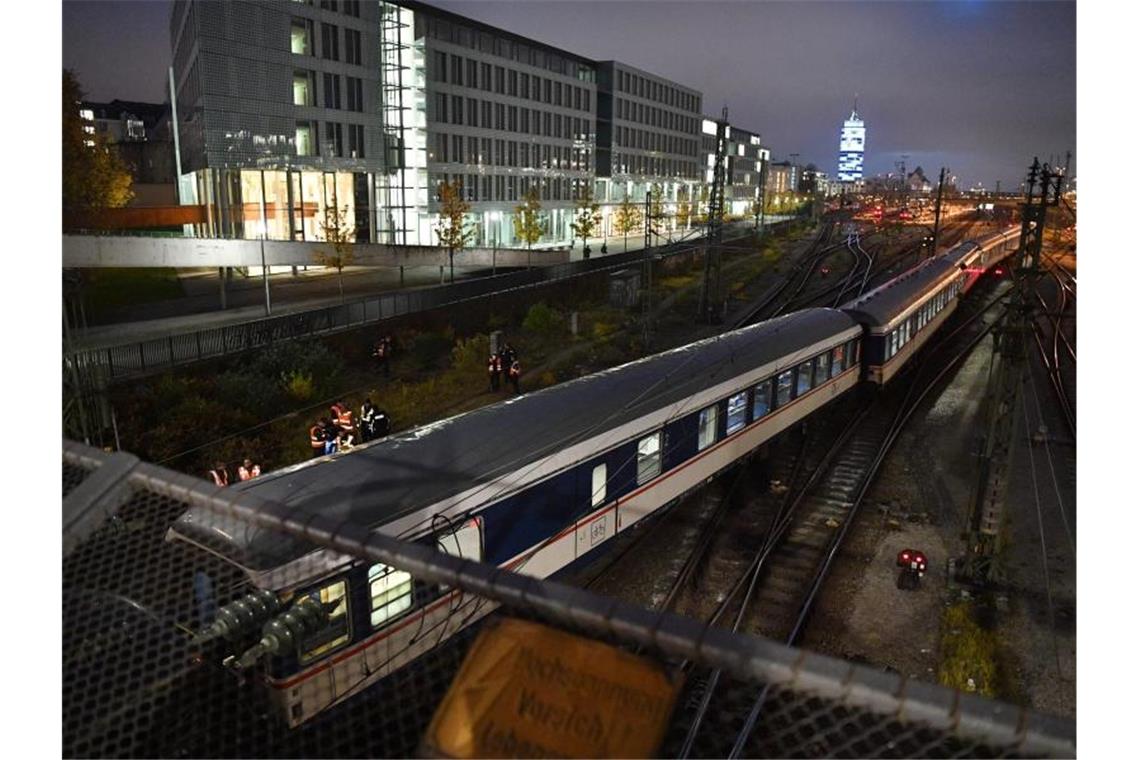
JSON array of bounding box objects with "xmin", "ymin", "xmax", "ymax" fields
[{"xmin": 62, "ymin": 440, "xmax": 1074, "ymax": 758}]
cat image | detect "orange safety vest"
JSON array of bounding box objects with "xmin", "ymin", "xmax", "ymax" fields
[
  {"xmin": 488, "ymin": 356, "xmax": 497, "ymax": 373},
  {"xmin": 338, "ymin": 408, "xmax": 354, "ymax": 428},
  {"xmin": 238, "ymin": 464, "xmax": 261, "ymax": 481},
  {"xmin": 209, "ymin": 468, "xmax": 229, "ymax": 487},
  {"xmin": 509, "ymin": 361, "xmax": 521, "ymax": 379},
  {"xmin": 310, "ymin": 425, "xmax": 325, "ymax": 448}
]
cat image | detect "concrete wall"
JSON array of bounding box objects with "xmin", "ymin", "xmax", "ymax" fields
[{"xmin": 62, "ymin": 234, "xmax": 571, "ymax": 268}]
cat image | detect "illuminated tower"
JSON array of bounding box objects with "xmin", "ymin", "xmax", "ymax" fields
[{"xmin": 837, "ymin": 97, "xmax": 865, "ymax": 182}]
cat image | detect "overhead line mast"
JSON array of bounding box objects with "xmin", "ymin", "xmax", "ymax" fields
[{"xmin": 960, "ymin": 157, "xmax": 1065, "ymax": 584}]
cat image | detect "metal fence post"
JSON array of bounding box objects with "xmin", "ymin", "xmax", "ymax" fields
[{"xmin": 139, "ymin": 343, "xmax": 145, "ymax": 371}]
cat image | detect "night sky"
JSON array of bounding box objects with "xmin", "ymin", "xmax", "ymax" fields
[{"xmin": 62, "ymin": 0, "xmax": 1075, "ymax": 189}]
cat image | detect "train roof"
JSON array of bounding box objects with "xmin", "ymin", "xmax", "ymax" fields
[
  {"xmin": 840, "ymin": 257, "xmax": 959, "ymax": 328},
  {"xmin": 938, "ymin": 241, "xmax": 981, "ymax": 268},
  {"xmin": 169, "ymin": 308, "xmax": 860, "ymax": 574}
]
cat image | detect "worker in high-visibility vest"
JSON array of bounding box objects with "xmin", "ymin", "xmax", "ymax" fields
[
  {"xmin": 508, "ymin": 359, "xmax": 521, "ymax": 395},
  {"xmin": 310, "ymin": 419, "xmax": 328, "ymax": 458},
  {"xmin": 207, "ymin": 462, "xmax": 229, "ymax": 487},
  {"xmin": 237, "ymin": 458, "xmax": 261, "ymax": 481},
  {"xmin": 488, "ymin": 354, "xmax": 502, "ymax": 391}
]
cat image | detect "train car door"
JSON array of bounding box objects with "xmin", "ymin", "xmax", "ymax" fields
[{"xmin": 576, "ymin": 461, "xmax": 615, "ymax": 558}]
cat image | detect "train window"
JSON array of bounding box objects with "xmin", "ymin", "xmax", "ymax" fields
[
  {"xmin": 726, "ymin": 392, "xmax": 747, "ymax": 434},
  {"xmin": 368, "ymin": 564, "xmax": 413, "ymax": 628},
  {"xmin": 753, "ymin": 380, "xmax": 772, "ymax": 418},
  {"xmin": 814, "ymin": 354, "xmax": 829, "ymax": 387},
  {"xmin": 300, "ymin": 579, "xmax": 350, "ymax": 662},
  {"xmin": 845, "ymin": 339, "xmax": 858, "ymax": 368},
  {"xmin": 636, "ymin": 431, "xmax": 662, "ymax": 484},
  {"xmin": 830, "ymin": 345, "xmax": 845, "ymax": 378},
  {"xmin": 775, "ymin": 369, "xmax": 794, "ymax": 407},
  {"xmin": 438, "ymin": 517, "xmax": 483, "ymax": 562},
  {"xmin": 796, "ymin": 361, "xmax": 813, "ymax": 396},
  {"xmin": 698, "ymin": 404, "xmax": 718, "ymax": 450},
  {"xmin": 591, "ymin": 463, "xmax": 606, "ymax": 508}
]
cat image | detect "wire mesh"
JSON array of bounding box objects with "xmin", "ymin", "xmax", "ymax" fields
[
  {"xmin": 63, "ymin": 460, "xmax": 93, "ymax": 498},
  {"xmin": 61, "ymin": 443, "xmax": 1074, "ymax": 758}
]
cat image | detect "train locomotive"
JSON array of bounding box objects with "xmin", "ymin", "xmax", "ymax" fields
[{"xmin": 167, "ymin": 226, "xmax": 1020, "ymax": 726}]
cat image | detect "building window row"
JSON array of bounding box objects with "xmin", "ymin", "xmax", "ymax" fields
[
  {"xmin": 426, "ymin": 16, "xmax": 596, "ymax": 83},
  {"xmin": 315, "ymin": 1, "xmax": 361, "ymax": 18},
  {"xmin": 431, "ymin": 94, "xmax": 592, "ymax": 141},
  {"xmin": 430, "ymin": 51, "xmax": 592, "ymax": 113},
  {"xmin": 612, "ymin": 152, "xmax": 698, "ymax": 180},
  {"xmin": 292, "ymin": 17, "xmax": 363, "ymax": 66},
  {"xmin": 616, "ymin": 70, "xmax": 698, "ymax": 114},
  {"xmin": 615, "ymin": 98, "xmax": 698, "ymax": 136},
  {"xmin": 295, "ymin": 120, "xmax": 365, "ymax": 158},
  {"xmin": 429, "ymin": 132, "xmax": 592, "ymax": 172},
  {"xmin": 295, "ymin": 71, "xmax": 364, "ymax": 113},
  {"xmin": 430, "ymin": 172, "xmax": 589, "ymax": 203},
  {"xmin": 614, "ymin": 126, "xmax": 696, "ymax": 158}
]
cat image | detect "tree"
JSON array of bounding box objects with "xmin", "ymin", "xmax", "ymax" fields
[
  {"xmin": 676, "ymin": 186, "xmax": 692, "ymax": 230},
  {"xmin": 435, "ymin": 179, "xmax": 474, "ymax": 282},
  {"xmin": 512, "ymin": 186, "xmax": 546, "ymax": 251},
  {"xmin": 314, "ymin": 204, "xmax": 355, "ymax": 301},
  {"xmin": 570, "ymin": 183, "xmax": 601, "ymax": 257},
  {"xmin": 62, "ymin": 69, "xmax": 133, "ymax": 228},
  {"xmin": 612, "ymin": 194, "xmax": 642, "ymax": 252}
]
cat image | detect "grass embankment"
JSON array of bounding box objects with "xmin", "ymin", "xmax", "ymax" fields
[
  {"xmin": 109, "ymin": 226, "xmax": 804, "ymax": 479},
  {"xmin": 82, "ymin": 268, "xmax": 184, "ymax": 317}
]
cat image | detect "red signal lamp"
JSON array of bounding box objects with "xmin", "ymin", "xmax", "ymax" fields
[{"xmin": 896, "ymin": 549, "xmax": 928, "ymax": 572}]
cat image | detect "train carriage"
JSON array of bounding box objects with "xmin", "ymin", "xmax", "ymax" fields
[{"xmin": 169, "ymin": 307, "xmax": 863, "ymax": 726}]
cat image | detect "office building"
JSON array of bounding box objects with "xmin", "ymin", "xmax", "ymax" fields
[
  {"xmin": 593, "ymin": 61, "xmax": 703, "ymax": 237},
  {"xmin": 169, "ymin": 0, "xmax": 776, "ymax": 247}
]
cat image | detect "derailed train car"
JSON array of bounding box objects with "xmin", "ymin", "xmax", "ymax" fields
[{"xmin": 167, "ymin": 227, "xmax": 1018, "ymax": 726}]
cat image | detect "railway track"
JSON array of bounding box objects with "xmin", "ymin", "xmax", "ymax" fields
[
  {"xmin": 1031, "ymin": 262, "xmax": 1076, "ymax": 439},
  {"xmin": 665, "ymin": 276, "xmax": 1011, "ymax": 758}
]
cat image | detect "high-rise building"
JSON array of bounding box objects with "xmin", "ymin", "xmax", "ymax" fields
[{"xmin": 837, "ymin": 100, "xmax": 865, "ymax": 182}]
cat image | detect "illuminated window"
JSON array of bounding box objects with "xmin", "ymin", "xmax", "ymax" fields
[
  {"xmin": 636, "ymin": 432, "xmax": 662, "ymax": 484},
  {"xmin": 726, "ymin": 392, "xmax": 747, "ymax": 434},
  {"xmin": 698, "ymin": 404, "xmax": 718, "ymax": 450},
  {"xmin": 300, "ymin": 579, "xmax": 349, "ymax": 661},
  {"xmin": 797, "ymin": 360, "xmax": 814, "ymax": 396},
  {"xmin": 295, "ymin": 122, "xmax": 314, "ymax": 156},
  {"xmin": 831, "ymin": 345, "xmax": 845, "ymax": 378},
  {"xmin": 591, "ymin": 464, "xmax": 606, "ymax": 508},
  {"xmin": 293, "ymin": 71, "xmax": 313, "ymax": 106},
  {"xmin": 814, "ymin": 354, "xmax": 830, "ymax": 387},
  {"xmin": 753, "ymin": 380, "xmax": 772, "ymax": 418},
  {"xmin": 291, "ymin": 18, "xmax": 313, "ymax": 55},
  {"xmin": 775, "ymin": 369, "xmax": 794, "ymax": 407},
  {"xmin": 368, "ymin": 564, "xmax": 412, "ymax": 627}
]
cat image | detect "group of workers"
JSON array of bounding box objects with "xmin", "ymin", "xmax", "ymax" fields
[
  {"xmin": 309, "ymin": 397, "xmax": 391, "ymax": 458},
  {"xmin": 207, "ymin": 458, "xmax": 261, "ymax": 487},
  {"xmin": 487, "ymin": 342, "xmax": 522, "ymax": 395}
]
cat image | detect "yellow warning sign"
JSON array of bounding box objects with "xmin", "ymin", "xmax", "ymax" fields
[{"xmin": 422, "ymin": 617, "xmax": 682, "ymax": 758}]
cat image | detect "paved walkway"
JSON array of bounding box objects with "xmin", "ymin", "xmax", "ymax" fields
[{"xmin": 67, "ymin": 217, "xmax": 796, "ymax": 351}]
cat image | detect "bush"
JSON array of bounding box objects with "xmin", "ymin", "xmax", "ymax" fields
[
  {"xmin": 522, "ymin": 302, "xmax": 564, "ymax": 338},
  {"xmin": 451, "ymin": 333, "xmax": 490, "ymax": 375},
  {"xmin": 281, "ymin": 370, "xmax": 316, "ymax": 402}
]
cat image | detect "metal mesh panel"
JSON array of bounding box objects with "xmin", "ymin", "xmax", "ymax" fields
[
  {"xmin": 60, "ymin": 443, "xmax": 1074, "ymax": 758},
  {"xmin": 63, "ymin": 460, "xmax": 93, "ymax": 498}
]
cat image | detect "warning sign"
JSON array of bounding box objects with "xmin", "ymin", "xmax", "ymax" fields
[{"xmin": 422, "ymin": 617, "xmax": 682, "ymax": 758}]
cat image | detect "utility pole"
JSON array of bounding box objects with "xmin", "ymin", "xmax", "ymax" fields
[
  {"xmin": 698, "ymin": 106, "xmax": 729, "ymax": 324},
  {"xmin": 959, "ymin": 157, "xmax": 1063, "ymax": 585},
  {"xmin": 931, "ymin": 167, "xmax": 946, "ymax": 254},
  {"xmin": 643, "ymin": 191, "xmax": 653, "ymax": 351}
]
